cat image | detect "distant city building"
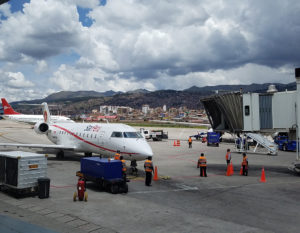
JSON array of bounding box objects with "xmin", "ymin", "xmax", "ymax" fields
[
  {"xmin": 142, "ymin": 104, "xmax": 150, "ymax": 115},
  {"xmin": 100, "ymin": 105, "xmax": 129, "ymax": 115},
  {"xmin": 163, "ymin": 105, "xmax": 167, "ymax": 112}
]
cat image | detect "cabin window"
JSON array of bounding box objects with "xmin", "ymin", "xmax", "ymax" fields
[
  {"xmin": 111, "ymin": 132, "xmax": 123, "ymax": 138},
  {"xmin": 245, "ymin": 105, "xmax": 250, "ymax": 116},
  {"xmin": 123, "ymin": 132, "xmax": 143, "ymax": 138}
]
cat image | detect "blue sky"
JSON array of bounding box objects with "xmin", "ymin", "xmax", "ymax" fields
[{"xmin": 0, "ymin": 0, "xmax": 299, "ymax": 101}]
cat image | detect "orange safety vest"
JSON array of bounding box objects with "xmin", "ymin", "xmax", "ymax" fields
[
  {"xmin": 114, "ymin": 153, "xmax": 120, "ymax": 160},
  {"xmin": 226, "ymin": 152, "xmax": 231, "ymax": 160},
  {"xmin": 198, "ymin": 156, "xmax": 207, "ymax": 167},
  {"xmin": 121, "ymin": 159, "xmax": 127, "ymax": 172},
  {"xmin": 188, "ymin": 138, "xmax": 192, "ymax": 143},
  {"xmin": 242, "ymin": 156, "xmax": 248, "ymax": 166},
  {"xmin": 144, "ymin": 160, "xmax": 153, "ymax": 172}
]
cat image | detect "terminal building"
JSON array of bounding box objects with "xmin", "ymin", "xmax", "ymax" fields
[
  {"xmin": 201, "ymin": 68, "xmax": 300, "ymax": 139},
  {"xmin": 201, "ymin": 68, "xmax": 300, "ymax": 167}
]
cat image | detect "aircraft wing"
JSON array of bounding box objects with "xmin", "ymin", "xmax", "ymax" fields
[{"xmin": 0, "ymin": 143, "xmax": 76, "ymax": 151}]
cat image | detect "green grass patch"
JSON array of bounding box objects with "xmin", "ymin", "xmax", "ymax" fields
[{"xmin": 125, "ymin": 122, "xmax": 208, "ymax": 129}]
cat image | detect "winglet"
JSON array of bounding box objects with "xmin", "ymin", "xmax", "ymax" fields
[
  {"xmin": 41, "ymin": 102, "xmax": 51, "ymax": 123},
  {"xmin": 1, "ymin": 98, "xmax": 21, "ymax": 115}
]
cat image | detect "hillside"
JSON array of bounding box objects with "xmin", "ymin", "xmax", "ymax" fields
[{"xmin": 9, "ymin": 82, "xmax": 296, "ymax": 113}]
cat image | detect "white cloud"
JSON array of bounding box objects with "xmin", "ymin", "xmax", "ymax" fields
[
  {"xmin": 6, "ymin": 72, "xmax": 34, "ymax": 88},
  {"xmin": 35, "ymin": 60, "xmax": 48, "ymax": 74},
  {"xmin": 0, "ymin": 0, "xmax": 299, "ymax": 101}
]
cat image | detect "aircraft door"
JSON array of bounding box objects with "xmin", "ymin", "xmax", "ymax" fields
[
  {"xmin": 109, "ymin": 131, "xmax": 125, "ymax": 152},
  {"xmin": 98, "ymin": 131, "xmax": 106, "ymax": 146}
]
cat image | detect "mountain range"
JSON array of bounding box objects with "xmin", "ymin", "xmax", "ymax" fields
[{"xmin": 9, "ymin": 82, "xmax": 296, "ymax": 113}]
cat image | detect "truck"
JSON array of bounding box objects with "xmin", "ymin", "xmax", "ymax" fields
[
  {"xmin": 206, "ymin": 132, "xmax": 220, "ymax": 147},
  {"xmin": 76, "ymin": 157, "xmax": 128, "ymax": 194},
  {"xmin": 0, "ymin": 151, "xmax": 48, "ymax": 196},
  {"xmin": 140, "ymin": 128, "xmax": 151, "ymax": 139},
  {"xmin": 190, "ymin": 132, "xmax": 206, "ymax": 140},
  {"xmin": 274, "ymin": 135, "xmax": 297, "ymax": 151},
  {"xmin": 151, "ymin": 130, "xmax": 168, "ymax": 141}
]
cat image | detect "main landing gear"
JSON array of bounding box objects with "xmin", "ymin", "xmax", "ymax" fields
[{"xmin": 56, "ymin": 150, "xmax": 64, "ymax": 159}]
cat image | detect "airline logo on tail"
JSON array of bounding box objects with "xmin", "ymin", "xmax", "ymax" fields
[
  {"xmin": 1, "ymin": 98, "xmax": 21, "ymax": 115},
  {"xmin": 41, "ymin": 102, "xmax": 51, "ymax": 124}
]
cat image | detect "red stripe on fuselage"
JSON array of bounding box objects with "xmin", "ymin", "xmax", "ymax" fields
[{"xmin": 52, "ymin": 125, "xmax": 135, "ymax": 155}]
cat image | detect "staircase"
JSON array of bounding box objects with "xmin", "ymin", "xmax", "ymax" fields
[{"xmin": 246, "ymin": 133, "xmax": 278, "ymax": 155}]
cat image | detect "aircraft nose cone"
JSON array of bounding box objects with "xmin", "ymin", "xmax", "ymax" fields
[{"xmin": 140, "ymin": 142, "xmax": 153, "ymax": 158}]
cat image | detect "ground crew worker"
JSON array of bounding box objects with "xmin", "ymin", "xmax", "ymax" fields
[
  {"xmin": 114, "ymin": 150, "xmax": 120, "ymax": 160},
  {"xmin": 225, "ymin": 148, "xmax": 231, "ymax": 166},
  {"xmin": 242, "ymin": 153, "xmax": 248, "ymax": 176},
  {"xmin": 188, "ymin": 137, "xmax": 192, "ymax": 148},
  {"xmin": 197, "ymin": 153, "xmax": 207, "ymax": 177},
  {"xmin": 144, "ymin": 156, "xmax": 154, "ymax": 186},
  {"xmin": 120, "ymin": 156, "xmax": 127, "ymax": 181}
]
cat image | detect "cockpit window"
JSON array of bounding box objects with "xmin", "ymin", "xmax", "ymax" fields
[
  {"xmin": 123, "ymin": 132, "xmax": 143, "ymax": 138},
  {"xmin": 111, "ymin": 132, "xmax": 123, "ymax": 138}
]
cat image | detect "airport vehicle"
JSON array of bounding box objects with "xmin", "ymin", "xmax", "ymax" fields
[
  {"xmin": 206, "ymin": 132, "xmax": 220, "ymax": 146},
  {"xmin": 0, "ymin": 151, "xmax": 47, "ymax": 196},
  {"xmin": 151, "ymin": 130, "xmax": 168, "ymax": 141},
  {"xmin": 76, "ymin": 157, "xmax": 128, "ymax": 194},
  {"xmin": 235, "ymin": 133, "xmax": 278, "ymax": 155},
  {"xmin": 190, "ymin": 132, "xmax": 206, "ymax": 140},
  {"xmin": 274, "ymin": 135, "xmax": 296, "ymax": 151},
  {"xmin": 1, "ymin": 98, "xmax": 74, "ymax": 124},
  {"xmin": 0, "ymin": 102, "xmax": 153, "ymax": 161},
  {"xmin": 140, "ymin": 128, "xmax": 151, "ymax": 139}
]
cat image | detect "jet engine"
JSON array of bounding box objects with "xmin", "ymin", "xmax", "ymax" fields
[{"xmin": 34, "ymin": 121, "xmax": 49, "ymax": 134}]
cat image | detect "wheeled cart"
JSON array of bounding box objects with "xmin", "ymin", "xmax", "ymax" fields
[
  {"xmin": 76, "ymin": 157, "xmax": 128, "ymax": 194},
  {"xmin": 0, "ymin": 151, "xmax": 48, "ymax": 197}
]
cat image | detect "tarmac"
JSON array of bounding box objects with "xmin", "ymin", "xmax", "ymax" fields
[{"xmin": 0, "ymin": 120, "xmax": 300, "ymax": 233}]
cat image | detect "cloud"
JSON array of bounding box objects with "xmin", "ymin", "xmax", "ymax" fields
[
  {"xmin": 5, "ymin": 71, "xmax": 34, "ymax": 88},
  {"xmin": 35, "ymin": 60, "xmax": 48, "ymax": 74},
  {"xmin": 0, "ymin": 0, "xmax": 84, "ymax": 62},
  {"xmin": 0, "ymin": 0, "xmax": 299, "ymax": 100}
]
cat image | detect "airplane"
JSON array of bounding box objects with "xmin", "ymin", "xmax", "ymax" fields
[
  {"xmin": 0, "ymin": 102, "xmax": 153, "ymax": 161},
  {"xmin": 1, "ymin": 98, "xmax": 74, "ymax": 124}
]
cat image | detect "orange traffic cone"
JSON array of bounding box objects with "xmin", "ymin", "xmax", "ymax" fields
[
  {"xmin": 226, "ymin": 164, "xmax": 231, "ymax": 176},
  {"xmin": 260, "ymin": 167, "xmax": 266, "ymax": 182},
  {"xmin": 230, "ymin": 162, "xmax": 234, "ymax": 175},
  {"xmin": 240, "ymin": 166, "xmax": 243, "ymax": 175},
  {"xmin": 173, "ymin": 140, "xmax": 177, "ymax": 146},
  {"xmin": 153, "ymin": 166, "xmax": 158, "ymax": 181},
  {"xmin": 177, "ymin": 140, "xmax": 180, "ymax": 146}
]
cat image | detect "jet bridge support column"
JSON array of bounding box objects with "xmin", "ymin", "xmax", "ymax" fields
[{"xmin": 296, "ymin": 68, "xmax": 300, "ymax": 161}]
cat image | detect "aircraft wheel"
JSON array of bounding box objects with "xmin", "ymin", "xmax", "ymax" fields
[
  {"xmin": 84, "ymin": 152, "xmax": 92, "ymax": 157},
  {"xmin": 110, "ymin": 184, "xmax": 119, "ymax": 194},
  {"xmin": 56, "ymin": 151, "xmax": 64, "ymax": 159},
  {"xmin": 283, "ymin": 144, "xmax": 287, "ymax": 151}
]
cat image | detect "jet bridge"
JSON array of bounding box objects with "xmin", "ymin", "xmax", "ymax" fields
[{"xmin": 201, "ymin": 92, "xmax": 243, "ymax": 133}]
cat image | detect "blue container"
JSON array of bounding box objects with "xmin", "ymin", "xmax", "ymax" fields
[
  {"xmin": 80, "ymin": 158, "xmax": 122, "ymax": 180},
  {"xmin": 207, "ymin": 132, "xmax": 220, "ymax": 144}
]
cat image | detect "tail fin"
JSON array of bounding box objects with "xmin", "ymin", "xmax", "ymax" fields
[
  {"xmin": 1, "ymin": 98, "xmax": 21, "ymax": 115},
  {"xmin": 41, "ymin": 102, "xmax": 51, "ymax": 123}
]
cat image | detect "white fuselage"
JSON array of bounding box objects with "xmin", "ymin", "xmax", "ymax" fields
[
  {"xmin": 46, "ymin": 123, "xmax": 153, "ymax": 161},
  {"xmin": 3, "ymin": 114, "xmax": 74, "ymax": 124}
]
